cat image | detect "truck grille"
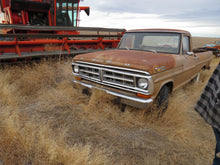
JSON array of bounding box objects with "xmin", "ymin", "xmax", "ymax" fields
[
  {"xmin": 79, "ymin": 65, "xmax": 100, "ymax": 81},
  {"xmin": 102, "ymin": 69, "xmax": 134, "ymax": 87},
  {"xmin": 72, "ymin": 61, "xmax": 151, "ymax": 92}
]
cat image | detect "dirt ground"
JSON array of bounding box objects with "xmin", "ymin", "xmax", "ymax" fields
[{"xmin": 0, "ymin": 37, "xmax": 219, "ymax": 165}]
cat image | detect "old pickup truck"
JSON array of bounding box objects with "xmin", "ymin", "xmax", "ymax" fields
[{"xmin": 71, "ymin": 29, "xmax": 212, "ymax": 110}]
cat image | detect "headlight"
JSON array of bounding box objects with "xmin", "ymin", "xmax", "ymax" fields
[
  {"xmin": 73, "ymin": 65, "xmax": 79, "ymax": 73},
  {"xmin": 137, "ymin": 78, "xmax": 148, "ymax": 89}
]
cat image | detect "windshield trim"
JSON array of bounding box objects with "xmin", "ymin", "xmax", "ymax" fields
[{"xmin": 117, "ymin": 32, "xmax": 181, "ymax": 55}]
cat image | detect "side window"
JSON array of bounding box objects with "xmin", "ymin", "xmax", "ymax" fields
[{"xmin": 182, "ymin": 36, "xmax": 190, "ymax": 54}]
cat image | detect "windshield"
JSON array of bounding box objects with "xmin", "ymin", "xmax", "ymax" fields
[
  {"xmin": 56, "ymin": 0, "xmax": 78, "ymax": 27},
  {"xmin": 118, "ymin": 32, "xmax": 181, "ymax": 54}
]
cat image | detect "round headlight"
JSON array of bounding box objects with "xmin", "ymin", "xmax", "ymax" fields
[
  {"xmin": 137, "ymin": 78, "xmax": 148, "ymax": 89},
  {"xmin": 73, "ymin": 65, "xmax": 79, "ymax": 73}
]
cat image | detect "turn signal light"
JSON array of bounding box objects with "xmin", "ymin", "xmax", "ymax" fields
[
  {"xmin": 75, "ymin": 77, "xmax": 82, "ymax": 81},
  {"xmin": 137, "ymin": 93, "xmax": 152, "ymax": 99}
]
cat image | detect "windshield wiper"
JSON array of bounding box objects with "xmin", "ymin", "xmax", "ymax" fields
[
  {"xmin": 145, "ymin": 49, "xmax": 157, "ymax": 53},
  {"xmin": 124, "ymin": 47, "xmax": 130, "ymax": 50}
]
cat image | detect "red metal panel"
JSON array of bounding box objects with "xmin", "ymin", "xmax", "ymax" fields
[
  {"xmin": 0, "ymin": 37, "xmax": 121, "ymax": 58},
  {"xmin": 1, "ymin": 0, "xmax": 6, "ymax": 8},
  {"xmin": 1, "ymin": 0, "xmax": 9, "ymax": 7},
  {"xmin": 53, "ymin": 0, "xmax": 56, "ymax": 26}
]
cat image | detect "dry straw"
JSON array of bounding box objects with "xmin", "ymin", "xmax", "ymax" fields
[{"xmin": 0, "ymin": 56, "xmax": 219, "ymax": 164}]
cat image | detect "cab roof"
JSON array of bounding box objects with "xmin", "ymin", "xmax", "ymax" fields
[{"xmin": 127, "ymin": 29, "xmax": 191, "ymax": 35}]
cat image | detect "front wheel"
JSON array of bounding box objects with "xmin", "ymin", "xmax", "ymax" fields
[{"xmin": 155, "ymin": 85, "xmax": 169, "ymax": 116}]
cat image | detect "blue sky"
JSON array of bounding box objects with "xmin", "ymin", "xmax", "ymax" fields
[{"xmin": 79, "ymin": 0, "xmax": 220, "ymax": 37}]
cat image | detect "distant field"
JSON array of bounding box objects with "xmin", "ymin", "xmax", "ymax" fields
[
  {"xmin": 0, "ymin": 37, "xmax": 219, "ymax": 164},
  {"xmin": 192, "ymin": 37, "xmax": 220, "ymax": 48}
]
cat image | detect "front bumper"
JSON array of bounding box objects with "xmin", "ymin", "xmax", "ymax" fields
[{"xmin": 72, "ymin": 79, "xmax": 153, "ymax": 109}]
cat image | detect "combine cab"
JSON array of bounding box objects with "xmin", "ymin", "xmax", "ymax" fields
[{"xmin": 0, "ymin": 0, "xmax": 125, "ymax": 63}]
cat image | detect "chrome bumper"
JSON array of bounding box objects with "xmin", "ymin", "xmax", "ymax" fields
[{"xmin": 72, "ymin": 80, "xmax": 153, "ymax": 109}]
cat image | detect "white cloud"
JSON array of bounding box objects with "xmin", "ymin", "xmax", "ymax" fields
[
  {"xmin": 79, "ymin": 10, "xmax": 220, "ymax": 37},
  {"xmin": 80, "ymin": 0, "xmax": 220, "ymax": 16},
  {"xmin": 79, "ymin": 11, "xmax": 161, "ymax": 29}
]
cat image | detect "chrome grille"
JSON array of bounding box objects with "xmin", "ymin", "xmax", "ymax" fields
[
  {"xmin": 102, "ymin": 69, "xmax": 134, "ymax": 87},
  {"xmin": 79, "ymin": 65, "xmax": 100, "ymax": 81},
  {"xmin": 72, "ymin": 61, "xmax": 151, "ymax": 93}
]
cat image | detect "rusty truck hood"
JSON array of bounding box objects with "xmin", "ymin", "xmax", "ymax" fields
[{"xmin": 73, "ymin": 49, "xmax": 176, "ymax": 74}]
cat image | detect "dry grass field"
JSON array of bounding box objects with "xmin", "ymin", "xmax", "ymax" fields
[
  {"xmin": 192, "ymin": 37, "xmax": 220, "ymax": 49},
  {"xmin": 0, "ymin": 37, "xmax": 219, "ymax": 165}
]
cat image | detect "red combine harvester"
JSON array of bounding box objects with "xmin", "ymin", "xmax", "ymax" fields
[{"xmin": 0, "ymin": 0, "xmax": 125, "ymax": 63}]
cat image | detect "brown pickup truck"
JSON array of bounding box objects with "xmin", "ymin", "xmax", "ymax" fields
[{"xmin": 71, "ymin": 29, "xmax": 212, "ymax": 110}]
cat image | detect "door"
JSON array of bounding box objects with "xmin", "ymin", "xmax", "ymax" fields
[{"xmin": 173, "ymin": 35, "xmax": 199, "ymax": 89}]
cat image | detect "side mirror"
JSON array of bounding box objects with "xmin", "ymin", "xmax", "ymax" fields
[
  {"xmin": 186, "ymin": 52, "xmax": 199, "ymax": 60},
  {"xmin": 186, "ymin": 52, "xmax": 194, "ymax": 56}
]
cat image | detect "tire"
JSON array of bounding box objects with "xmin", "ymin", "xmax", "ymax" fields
[{"xmin": 155, "ymin": 85, "xmax": 169, "ymax": 116}]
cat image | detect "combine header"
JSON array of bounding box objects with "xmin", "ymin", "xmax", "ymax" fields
[{"xmin": 0, "ymin": 0, "xmax": 125, "ymax": 63}]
